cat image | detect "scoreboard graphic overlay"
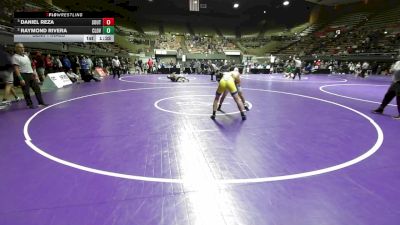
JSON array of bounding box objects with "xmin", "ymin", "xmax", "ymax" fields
[{"xmin": 14, "ymin": 12, "xmax": 114, "ymax": 43}]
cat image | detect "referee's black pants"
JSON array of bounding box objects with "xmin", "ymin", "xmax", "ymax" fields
[
  {"xmin": 293, "ymin": 68, "xmax": 301, "ymax": 80},
  {"xmin": 112, "ymin": 67, "xmax": 121, "ymax": 78},
  {"xmin": 21, "ymin": 73, "xmax": 45, "ymax": 107},
  {"xmin": 378, "ymin": 82, "xmax": 400, "ymax": 114}
]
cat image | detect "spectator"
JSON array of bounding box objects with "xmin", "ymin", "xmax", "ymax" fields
[
  {"xmin": 66, "ymin": 69, "xmax": 80, "ymax": 83},
  {"xmin": 62, "ymin": 55, "xmax": 72, "ymax": 72}
]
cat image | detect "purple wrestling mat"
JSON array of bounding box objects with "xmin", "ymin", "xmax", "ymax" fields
[{"xmin": 0, "ymin": 74, "xmax": 399, "ymax": 225}]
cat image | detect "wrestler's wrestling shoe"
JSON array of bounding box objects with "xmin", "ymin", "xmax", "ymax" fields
[{"xmin": 244, "ymin": 102, "xmax": 250, "ymax": 111}]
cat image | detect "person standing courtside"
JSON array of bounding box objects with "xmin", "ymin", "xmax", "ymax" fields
[
  {"xmin": 12, "ymin": 43, "xmax": 47, "ymax": 109},
  {"xmin": 209, "ymin": 61, "xmax": 219, "ymax": 81},
  {"xmin": 112, "ymin": 56, "xmax": 121, "ymax": 79},
  {"xmin": 0, "ymin": 45, "xmax": 20, "ymax": 107},
  {"xmin": 372, "ymin": 56, "xmax": 400, "ymax": 120},
  {"xmin": 293, "ymin": 57, "xmax": 302, "ymax": 80}
]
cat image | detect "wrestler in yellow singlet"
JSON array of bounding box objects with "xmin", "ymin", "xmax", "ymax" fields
[
  {"xmin": 217, "ymin": 68, "xmax": 249, "ymax": 111},
  {"xmin": 211, "ymin": 71, "xmax": 246, "ymax": 120},
  {"xmin": 216, "ymin": 71, "xmax": 239, "ymax": 95}
]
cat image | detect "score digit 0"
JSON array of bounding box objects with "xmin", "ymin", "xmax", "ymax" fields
[
  {"xmin": 103, "ymin": 26, "xmax": 114, "ymax": 34},
  {"xmin": 102, "ymin": 18, "xmax": 114, "ymax": 26}
]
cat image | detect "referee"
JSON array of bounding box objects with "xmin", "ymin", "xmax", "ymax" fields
[
  {"xmin": 372, "ymin": 56, "xmax": 400, "ymax": 120},
  {"xmin": 12, "ymin": 43, "xmax": 47, "ymax": 109},
  {"xmin": 293, "ymin": 57, "xmax": 302, "ymax": 80}
]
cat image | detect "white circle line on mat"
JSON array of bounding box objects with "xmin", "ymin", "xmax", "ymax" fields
[{"xmin": 24, "ymin": 86, "xmax": 383, "ymax": 184}]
